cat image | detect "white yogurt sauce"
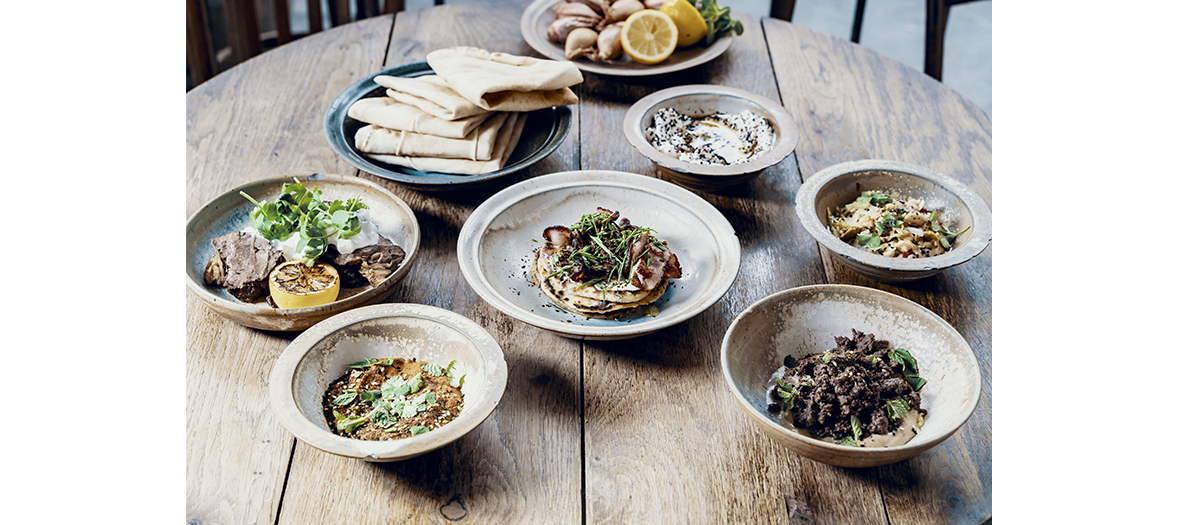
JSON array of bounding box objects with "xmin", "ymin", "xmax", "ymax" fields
[
  {"xmin": 645, "ymin": 108, "xmax": 776, "ymax": 166},
  {"xmin": 244, "ymin": 208, "xmax": 381, "ymax": 262}
]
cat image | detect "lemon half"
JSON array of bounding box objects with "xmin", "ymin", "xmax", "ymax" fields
[
  {"xmin": 660, "ymin": 0, "xmax": 707, "ymax": 48},
  {"xmin": 269, "ymin": 261, "xmax": 341, "ymax": 309},
  {"xmin": 621, "ymin": 10, "xmax": 679, "ymax": 65}
]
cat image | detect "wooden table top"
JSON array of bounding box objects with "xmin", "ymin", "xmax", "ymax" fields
[{"xmin": 186, "ymin": 3, "xmax": 991, "ymax": 523}]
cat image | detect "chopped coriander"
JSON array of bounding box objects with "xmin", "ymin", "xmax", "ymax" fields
[{"xmin": 422, "ymin": 362, "xmax": 444, "ymax": 377}]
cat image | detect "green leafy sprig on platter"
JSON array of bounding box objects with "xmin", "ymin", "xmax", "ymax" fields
[
  {"xmin": 239, "ymin": 178, "xmax": 368, "ymax": 266},
  {"xmin": 696, "ymin": 0, "xmax": 744, "ymax": 47}
]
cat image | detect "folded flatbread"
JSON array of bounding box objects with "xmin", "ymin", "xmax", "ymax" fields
[
  {"xmin": 347, "ymin": 97, "xmax": 491, "ymax": 139},
  {"xmin": 375, "ymin": 75, "xmax": 490, "ymax": 121},
  {"xmin": 366, "ymin": 112, "xmax": 527, "ymax": 175},
  {"xmin": 426, "ymin": 47, "xmax": 583, "ymax": 111},
  {"xmin": 354, "ymin": 112, "xmax": 509, "ymax": 160}
]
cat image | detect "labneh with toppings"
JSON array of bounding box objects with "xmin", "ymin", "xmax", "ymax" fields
[
  {"xmin": 533, "ymin": 207, "xmax": 681, "ymax": 319},
  {"xmin": 645, "ymin": 107, "xmax": 775, "ymax": 166}
]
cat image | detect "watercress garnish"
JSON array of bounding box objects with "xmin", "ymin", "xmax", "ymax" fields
[{"xmin": 240, "ymin": 178, "xmax": 369, "ymax": 266}]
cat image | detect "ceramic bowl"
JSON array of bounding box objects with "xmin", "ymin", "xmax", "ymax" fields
[
  {"xmin": 185, "ymin": 173, "xmax": 420, "ymax": 331},
  {"xmin": 269, "ymin": 303, "xmax": 508, "ymax": 462},
  {"xmin": 721, "ymin": 284, "xmax": 981, "ymax": 468},
  {"xmin": 623, "ymin": 85, "xmax": 799, "ymax": 192},
  {"xmin": 795, "ymin": 159, "xmax": 991, "ymax": 282},
  {"xmin": 457, "ymin": 170, "xmax": 741, "ymax": 340}
]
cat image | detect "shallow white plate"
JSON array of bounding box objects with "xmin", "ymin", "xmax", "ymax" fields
[
  {"xmin": 457, "ymin": 170, "xmax": 741, "ymax": 340},
  {"xmin": 521, "ymin": 0, "xmax": 735, "ymax": 77}
]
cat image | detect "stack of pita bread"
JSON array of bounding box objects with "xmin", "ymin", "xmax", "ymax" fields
[{"xmin": 347, "ymin": 47, "xmax": 584, "ymax": 175}]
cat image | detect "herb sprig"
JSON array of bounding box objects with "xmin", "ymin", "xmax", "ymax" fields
[
  {"xmin": 696, "ymin": 0, "xmax": 744, "ymax": 47},
  {"xmin": 331, "ymin": 357, "xmax": 467, "ymax": 435},
  {"xmin": 240, "ymin": 178, "xmax": 368, "ymax": 266},
  {"xmin": 547, "ymin": 212, "xmax": 667, "ymax": 291}
]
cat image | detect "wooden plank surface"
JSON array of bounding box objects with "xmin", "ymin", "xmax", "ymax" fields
[
  {"xmin": 185, "ymin": 16, "xmax": 394, "ymax": 525},
  {"xmin": 575, "ymin": 12, "xmax": 897, "ymax": 523},
  {"xmin": 763, "ymin": 17, "xmax": 993, "ymax": 524},
  {"xmin": 275, "ymin": 4, "xmax": 584, "ymax": 524},
  {"xmin": 186, "ymin": 3, "xmax": 991, "ymax": 524}
]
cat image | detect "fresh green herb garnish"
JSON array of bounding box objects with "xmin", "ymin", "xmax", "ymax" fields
[
  {"xmin": 410, "ymin": 426, "xmax": 430, "ymax": 436},
  {"xmin": 835, "ymin": 436, "xmax": 859, "ymax": 447},
  {"xmin": 930, "ymin": 210, "xmax": 971, "ymax": 249},
  {"xmin": 240, "ymin": 178, "xmax": 369, "ymax": 266},
  {"xmin": 876, "ymin": 213, "xmax": 900, "ymax": 237},
  {"xmin": 697, "ymin": 0, "xmax": 744, "ymax": 47},
  {"xmin": 775, "ymin": 380, "xmax": 799, "ymax": 411},
  {"xmin": 371, "ymin": 406, "xmax": 396, "ymax": 428},
  {"xmin": 855, "ymin": 190, "xmax": 893, "ymax": 206},
  {"xmin": 783, "ymin": 355, "xmax": 799, "ymax": 368},
  {"xmin": 333, "ymin": 410, "xmax": 368, "ymax": 434},
  {"xmin": 447, "ymin": 360, "xmax": 467, "ymax": 388},
  {"xmin": 358, "ymin": 390, "xmax": 381, "ymax": 403},
  {"xmin": 885, "ymin": 398, "xmax": 910, "ymax": 421},
  {"xmin": 422, "ymin": 363, "xmax": 444, "ymax": 377},
  {"xmin": 347, "ymin": 357, "xmax": 392, "ymax": 369},
  {"xmin": 850, "ymin": 415, "xmax": 863, "ymax": 441},
  {"xmin": 331, "ymin": 389, "xmax": 358, "ymax": 406},
  {"xmin": 862, "ymin": 354, "xmax": 878, "ymax": 365},
  {"xmin": 888, "ymin": 348, "xmax": 926, "ymax": 391},
  {"xmin": 856, "ymin": 232, "xmax": 882, "ymax": 250},
  {"xmin": 821, "ymin": 351, "xmax": 835, "ymax": 364},
  {"xmin": 548, "ymin": 211, "xmax": 667, "ymax": 292}
]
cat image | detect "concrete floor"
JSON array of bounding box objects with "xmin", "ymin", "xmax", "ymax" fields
[{"xmin": 285, "ymin": 0, "xmax": 991, "ymax": 117}]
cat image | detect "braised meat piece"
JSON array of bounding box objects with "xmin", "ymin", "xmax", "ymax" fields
[
  {"xmin": 204, "ymin": 232, "xmax": 284, "ymax": 302},
  {"xmin": 328, "ymin": 234, "xmax": 406, "ymax": 288}
]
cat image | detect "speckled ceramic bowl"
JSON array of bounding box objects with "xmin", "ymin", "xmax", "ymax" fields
[
  {"xmin": 795, "ymin": 159, "xmax": 992, "ymax": 282},
  {"xmin": 623, "ymin": 85, "xmax": 799, "ymax": 192},
  {"xmin": 185, "ymin": 173, "xmax": 420, "ymax": 331},
  {"xmin": 457, "ymin": 170, "xmax": 741, "ymax": 340},
  {"xmin": 721, "ymin": 284, "xmax": 981, "ymax": 468},
  {"xmin": 269, "ymin": 303, "xmax": 508, "ymax": 462}
]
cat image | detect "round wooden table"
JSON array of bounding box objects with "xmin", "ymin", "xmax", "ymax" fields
[{"xmin": 186, "ymin": 2, "xmax": 992, "ymax": 523}]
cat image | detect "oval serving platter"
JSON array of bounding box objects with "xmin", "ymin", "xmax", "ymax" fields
[
  {"xmin": 457, "ymin": 170, "xmax": 741, "ymax": 340},
  {"xmin": 185, "ymin": 173, "xmax": 421, "ymax": 331},
  {"xmin": 521, "ymin": 0, "xmax": 735, "ymax": 77},
  {"xmin": 325, "ymin": 61, "xmax": 572, "ymax": 192}
]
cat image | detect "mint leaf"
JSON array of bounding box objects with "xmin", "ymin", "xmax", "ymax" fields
[
  {"xmin": 396, "ymin": 399, "xmax": 418, "ymax": 419},
  {"xmin": 422, "ymin": 362, "xmax": 444, "ymax": 376},
  {"xmin": 358, "ymin": 390, "xmax": 381, "ymax": 403},
  {"xmin": 447, "ymin": 360, "xmax": 468, "ymax": 388},
  {"xmin": 331, "ymin": 389, "xmax": 357, "ymax": 406},
  {"xmin": 783, "ymin": 355, "xmax": 799, "ymax": 368},
  {"xmin": 888, "ymin": 348, "xmax": 926, "ymax": 391},
  {"xmin": 381, "ymin": 376, "xmax": 412, "ymax": 400},
  {"xmin": 850, "ymin": 415, "xmax": 863, "ymax": 441},
  {"xmin": 835, "ymin": 436, "xmax": 858, "ymax": 447},
  {"xmin": 856, "ymin": 232, "xmax": 881, "ymax": 250},
  {"xmin": 333, "ymin": 411, "xmax": 368, "ymax": 434},
  {"xmin": 775, "ymin": 383, "xmax": 798, "ymax": 411},
  {"xmin": 410, "ymin": 426, "xmax": 429, "ymax": 436},
  {"xmin": 876, "ymin": 213, "xmax": 899, "ymax": 237},
  {"xmin": 885, "ymin": 398, "xmax": 910, "ymax": 421},
  {"xmin": 406, "ymin": 373, "xmax": 423, "ymax": 395},
  {"xmin": 371, "ymin": 406, "xmax": 396, "ymax": 428}
]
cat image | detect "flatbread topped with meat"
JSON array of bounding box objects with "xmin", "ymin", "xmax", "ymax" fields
[{"xmin": 533, "ymin": 207, "xmax": 681, "ymax": 319}]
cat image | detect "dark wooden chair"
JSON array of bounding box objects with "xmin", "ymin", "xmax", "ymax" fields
[
  {"xmin": 187, "ymin": 0, "xmax": 429, "ymax": 89},
  {"xmin": 769, "ymin": 0, "xmax": 983, "ymax": 81}
]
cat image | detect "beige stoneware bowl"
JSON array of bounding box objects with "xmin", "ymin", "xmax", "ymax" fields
[
  {"xmin": 721, "ymin": 284, "xmax": 981, "ymax": 468},
  {"xmin": 269, "ymin": 303, "xmax": 508, "ymax": 462},
  {"xmin": 457, "ymin": 170, "xmax": 741, "ymax": 340},
  {"xmin": 795, "ymin": 159, "xmax": 991, "ymax": 282},
  {"xmin": 623, "ymin": 85, "xmax": 799, "ymax": 191},
  {"xmin": 185, "ymin": 173, "xmax": 420, "ymax": 331}
]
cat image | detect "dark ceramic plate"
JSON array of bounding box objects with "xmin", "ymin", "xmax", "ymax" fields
[{"xmin": 325, "ymin": 61, "xmax": 572, "ymax": 192}]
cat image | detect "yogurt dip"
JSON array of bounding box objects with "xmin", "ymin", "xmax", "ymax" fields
[{"xmin": 645, "ymin": 107, "xmax": 775, "ymax": 166}]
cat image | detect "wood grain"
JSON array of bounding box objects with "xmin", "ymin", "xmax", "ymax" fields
[
  {"xmin": 185, "ymin": 16, "xmax": 393, "ymax": 525},
  {"xmin": 186, "ymin": 4, "xmax": 991, "ymax": 524},
  {"xmin": 764, "ymin": 17, "xmax": 993, "ymax": 524},
  {"xmin": 274, "ymin": 4, "xmax": 584, "ymax": 524}
]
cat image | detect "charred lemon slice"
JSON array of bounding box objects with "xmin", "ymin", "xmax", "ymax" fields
[{"xmin": 268, "ymin": 261, "xmax": 341, "ymax": 309}]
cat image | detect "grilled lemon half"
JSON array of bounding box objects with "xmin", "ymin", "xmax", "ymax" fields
[{"xmin": 268, "ymin": 261, "xmax": 341, "ymax": 309}]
